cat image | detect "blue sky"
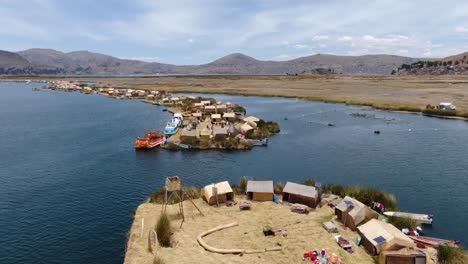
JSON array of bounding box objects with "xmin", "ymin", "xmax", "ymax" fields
[{"xmin": 1, "ymin": 0, "xmax": 468, "ymax": 64}]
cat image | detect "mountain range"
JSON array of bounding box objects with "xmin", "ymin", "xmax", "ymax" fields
[{"xmin": 0, "ymin": 48, "xmax": 464, "ymax": 75}]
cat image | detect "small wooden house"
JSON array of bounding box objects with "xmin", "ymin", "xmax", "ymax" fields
[
  {"xmin": 213, "ymin": 127, "xmax": 228, "ymax": 141},
  {"xmin": 202, "ymin": 181, "xmax": 234, "ymax": 206},
  {"xmin": 223, "ymin": 112, "xmax": 236, "ymax": 122},
  {"xmin": 246, "ymin": 180, "xmax": 274, "ymax": 201},
  {"xmin": 204, "ymin": 105, "xmax": 216, "ymax": 114},
  {"xmin": 379, "ymin": 248, "xmax": 426, "ymax": 264},
  {"xmin": 192, "ymin": 112, "xmax": 202, "ymax": 121},
  {"xmin": 282, "ymin": 182, "xmax": 319, "ymax": 208},
  {"xmin": 335, "ymin": 196, "xmax": 379, "ymax": 231},
  {"xmin": 211, "ymin": 114, "xmax": 222, "ymax": 123},
  {"xmin": 180, "ymin": 129, "xmax": 197, "ymax": 144},
  {"xmin": 357, "ymin": 219, "xmax": 415, "ymax": 256},
  {"xmin": 216, "ymin": 104, "xmax": 227, "ymax": 113}
]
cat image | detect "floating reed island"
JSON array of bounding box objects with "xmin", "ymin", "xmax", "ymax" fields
[
  {"xmin": 156, "ymin": 96, "xmax": 280, "ymax": 150},
  {"xmin": 125, "ymin": 176, "xmax": 467, "ymax": 264}
]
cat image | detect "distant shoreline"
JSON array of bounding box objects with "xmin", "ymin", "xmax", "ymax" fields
[{"xmin": 2, "ymin": 75, "xmax": 468, "ymax": 121}]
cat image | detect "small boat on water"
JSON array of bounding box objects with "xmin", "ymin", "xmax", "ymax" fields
[
  {"xmin": 135, "ymin": 131, "xmax": 165, "ymax": 149},
  {"xmin": 374, "ymin": 130, "xmax": 381, "ymax": 134},
  {"xmin": 32, "ymin": 87, "xmax": 41, "ymax": 91},
  {"xmin": 164, "ymin": 113, "xmax": 183, "ymax": 136},
  {"xmin": 247, "ymin": 138, "xmax": 268, "ymax": 146},
  {"xmin": 409, "ymin": 235, "xmax": 460, "ymax": 248},
  {"xmin": 384, "ymin": 211, "xmax": 433, "ymax": 225}
]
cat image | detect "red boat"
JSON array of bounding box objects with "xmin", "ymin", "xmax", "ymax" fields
[
  {"xmin": 409, "ymin": 235, "xmax": 460, "ymax": 248},
  {"xmin": 135, "ymin": 131, "xmax": 165, "ymax": 149}
]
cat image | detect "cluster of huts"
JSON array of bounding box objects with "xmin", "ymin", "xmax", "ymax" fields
[
  {"xmin": 97, "ymin": 87, "xmax": 155, "ymax": 98},
  {"xmin": 334, "ymin": 196, "xmax": 426, "ymax": 263},
  {"xmin": 201, "ymin": 180, "xmax": 320, "ymax": 208},
  {"xmin": 48, "ymin": 80, "xmax": 83, "ymax": 91},
  {"xmin": 199, "ymin": 180, "xmax": 427, "ymax": 264}
]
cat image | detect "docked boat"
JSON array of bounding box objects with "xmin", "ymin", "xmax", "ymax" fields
[
  {"xmin": 409, "ymin": 236, "xmax": 460, "ymax": 248},
  {"xmin": 246, "ymin": 138, "xmax": 268, "ymax": 146},
  {"xmin": 135, "ymin": 131, "xmax": 165, "ymax": 149},
  {"xmin": 384, "ymin": 211, "xmax": 433, "ymax": 225},
  {"xmin": 164, "ymin": 113, "xmax": 183, "ymax": 135}
]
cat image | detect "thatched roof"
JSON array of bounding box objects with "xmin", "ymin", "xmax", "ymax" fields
[
  {"xmin": 203, "ymin": 181, "xmax": 233, "ymax": 199},
  {"xmin": 358, "ymin": 219, "xmax": 415, "ymax": 254}
]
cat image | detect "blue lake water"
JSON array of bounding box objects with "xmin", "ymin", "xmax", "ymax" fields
[{"xmin": 0, "ymin": 82, "xmax": 467, "ymax": 264}]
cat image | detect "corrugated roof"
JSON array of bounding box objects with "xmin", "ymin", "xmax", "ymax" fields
[
  {"xmin": 203, "ymin": 181, "xmax": 233, "ymax": 200},
  {"xmin": 211, "ymin": 114, "xmax": 221, "ymax": 119},
  {"xmin": 244, "ymin": 116, "xmax": 260, "ymax": 123},
  {"xmin": 283, "ymin": 182, "xmax": 318, "ymax": 198},
  {"xmin": 192, "ymin": 112, "xmax": 202, "ymax": 117},
  {"xmin": 205, "ymin": 105, "xmax": 216, "ymax": 110},
  {"xmin": 213, "ymin": 127, "xmax": 228, "ymax": 135},
  {"xmin": 223, "ymin": 112, "xmax": 235, "ymax": 118},
  {"xmin": 240, "ymin": 123, "xmax": 253, "ymax": 133},
  {"xmin": 246, "ymin": 180, "xmax": 273, "ymax": 193}
]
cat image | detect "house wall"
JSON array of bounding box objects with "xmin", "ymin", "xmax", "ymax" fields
[
  {"xmin": 207, "ymin": 194, "xmax": 227, "ymax": 206},
  {"xmin": 384, "ymin": 255, "xmax": 420, "ymax": 264},
  {"xmin": 285, "ymin": 193, "xmax": 316, "ymax": 208},
  {"xmin": 358, "ymin": 233, "xmax": 378, "ymax": 255},
  {"xmin": 251, "ymin": 192, "xmax": 273, "ymax": 201}
]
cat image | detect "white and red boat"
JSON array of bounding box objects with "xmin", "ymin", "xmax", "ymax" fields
[
  {"xmin": 409, "ymin": 235, "xmax": 460, "ymax": 248},
  {"xmin": 135, "ymin": 131, "xmax": 165, "ymax": 149}
]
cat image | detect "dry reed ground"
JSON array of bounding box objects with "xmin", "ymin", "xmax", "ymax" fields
[
  {"xmin": 124, "ymin": 196, "xmax": 428, "ymax": 264},
  {"xmin": 57, "ymin": 75, "xmax": 468, "ymax": 113}
]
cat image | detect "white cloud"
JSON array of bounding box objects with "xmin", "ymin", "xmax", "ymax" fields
[
  {"xmin": 187, "ymin": 38, "xmax": 195, "ymax": 43},
  {"xmin": 312, "ymin": 35, "xmax": 329, "ymax": 41},
  {"xmin": 455, "ymin": 26, "xmax": 468, "ymax": 33},
  {"xmin": 337, "ymin": 36, "xmax": 353, "ymax": 42},
  {"xmin": 123, "ymin": 56, "xmax": 161, "ymax": 62},
  {"xmin": 293, "ymin": 44, "xmax": 308, "ymax": 49}
]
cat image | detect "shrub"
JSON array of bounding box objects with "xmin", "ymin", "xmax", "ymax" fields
[
  {"xmin": 184, "ymin": 186, "xmax": 201, "ymax": 200},
  {"xmin": 437, "ymin": 245, "xmax": 468, "ymax": 264},
  {"xmin": 149, "ymin": 187, "xmax": 166, "ymax": 204},
  {"xmin": 239, "ymin": 177, "xmax": 247, "ymax": 193},
  {"xmin": 388, "ymin": 216, "xmax": 418, "ymax": 229},
  {"xmin": 303, "ymin": 178, "xmax": 316, "ymax": 187},
  {"xmin": 274, "ymin": 182, "xmax": 285, "ymax": 194},
  {"xmin": 156, "ymin": 213, "xmax": 172, "ymax": 247},
  {"xmin": 153, "ymin": 256, "xmax": 165, "ymax": 264}
]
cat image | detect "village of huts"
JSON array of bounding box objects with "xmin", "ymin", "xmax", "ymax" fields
[{"xmin": 125, "ymin": 177, "xmax": 440, "ymax": 264}]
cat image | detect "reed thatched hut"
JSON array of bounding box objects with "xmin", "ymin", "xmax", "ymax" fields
[
  {"xmin": 357, "ymin": 219, "xmax": 415, "ymax": 256},
  {"xmin": 202, "ymin": 181, "xmax": 234, "ymax": 206},
  {"xmin": 335, "ymin": 196, "xmax": 379, "ymax": 231}
]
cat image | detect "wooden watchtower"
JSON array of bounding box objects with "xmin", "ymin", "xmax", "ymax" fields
[{"xmin": 163, "ymin": 176, "xmax": 184, "ymax": 221}]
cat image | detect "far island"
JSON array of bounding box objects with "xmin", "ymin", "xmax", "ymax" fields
[{"xmin": 153, "ymin": 96, "xmax": 280, "ymax": 150}]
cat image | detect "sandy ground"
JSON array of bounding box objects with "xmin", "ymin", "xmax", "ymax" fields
[{"xmin": 125, "ymin": 197, "xmax": 394, "ymax": 264}]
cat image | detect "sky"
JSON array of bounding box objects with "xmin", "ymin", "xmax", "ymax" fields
[{"xmin": 1, "ymin": 0, "xmax": 468, "ymax": 64}]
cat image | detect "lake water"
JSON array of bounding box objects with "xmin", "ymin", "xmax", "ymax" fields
[{"xmin": 1, "ymin": 82, "xmax": 467, "ymax": 264}]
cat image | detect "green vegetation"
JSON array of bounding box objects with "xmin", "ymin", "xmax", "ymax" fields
[
  {"xmin": 387, "ymin": 216, "xmax": 418, "ymax": 229},
  {"xmin": 273, "ymin": 182, "xmax": 285, "ymax": 194},
  {"xmin": 149, "ymin": 186, "xmax": 200, "ymax": 204},
  {"xmin": 437, "ymin": 245, "xmax": 468, "ymax": 264},
  {"xmin": 303, "ymin": 178, "xmax": 316, "ymax": 187},
  {"xmin": 239, "ymin": 177, "xmax": 247, "ymax": 193},
  {"xmin": 156, "ymin": 213, "xmax": 172, "ymax": 247},
  {"xmin": 153, "ymin": 256, "xmax": 165, "ymax": 264},
  {"xmin": 322, "ymin": 184, "xmax": 398, "ymax": 211},
  {"xmin": 247, "ymin": 119, "xmax": 281, "ymax": 139}
]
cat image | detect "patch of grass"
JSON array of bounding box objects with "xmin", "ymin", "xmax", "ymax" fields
[
  {"xmin": 387, "ymin": 216, "xmax": 418, "ymax": 229},
  {"xmin": 239, "ymin": 176, "xmax": 247, "ymax": 193},
  {"xmin": 153, "ymin": 256, "xmax": 165, "ymax": 264},
  {"xmin": 303, "ymin": 178, "xmax": 316, "ymax": 187},
  {"xmin": 156, "ymin": 213, "xmax": 172, "ymax": 247},
  {"xmin": 274, "ymin": 182, "xmax": 285, "ymax": 194},
  {"xmin": 423, "ymin": 108, "xmax": 458, "ymax": 117},
  {"xmin": 437, "ymin": 245, "xmax": 468, "ymax": 264},
  {"xmin": 322, "ymin": 184, "xmax": 398, "ymax": 211},
  {"xmin": 184, "ymin": 186, "xmax": 201, "ymax": 200}
]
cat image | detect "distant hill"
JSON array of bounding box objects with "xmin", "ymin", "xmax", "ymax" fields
[
  {"xmin": 0, "ymin": 50, "xmax": 64, "ymax": 75},
  {"xmin": 396, "ymin": 52, "xmax": 468, "ymax": 75},
  {"xmin": 0, "ymin": 48, "xmax": 437, "ymax": 75}
]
